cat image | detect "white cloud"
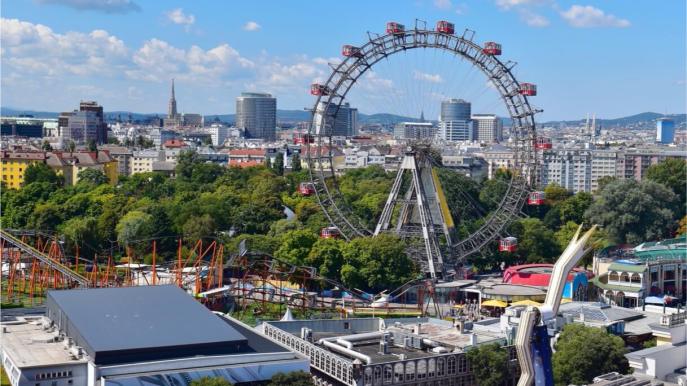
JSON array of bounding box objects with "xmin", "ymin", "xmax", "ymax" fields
[
  {"xmin": 127, "ymin": 38, "xmax": 254, "ymax": 83},
  {"xmin": 165, "ymin": 8, "xmax": 195, "ymax": 30},
  {"xmin": 243, "ymin": 21, "xmax": 261, "ymax": 31},
  {"xmin": 519, "ymin": 9, "xmax": 550, "ymax": 27},
  {"xmin": 35, "ymin": 0, "xmax": 140, "ymax": 14},
  {"xmin": 413, "ymin": 70, "xmax": 444, "ymax": 84},
  {"xmin": 1, "ymin": 18, "xmax": 128, "ymax": 77},
  {"xmin": 455, "ymin": 3, "xmax": 468, "ymax": 15},
  {"xmin": 434, "ymin": 0, "xmax": 452, "ymax": 10},
  {"xmin": 495, "ymin": 0, "xmax": 548, "ymax": 10},
  {"xmin": 560, "ymin": 5, "xmax": 630, "ymax": 28}
]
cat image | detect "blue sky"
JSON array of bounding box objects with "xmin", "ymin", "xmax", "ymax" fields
[{"xmin": 1, "ymin": 0, "xmax": 684, "ymax": 120}]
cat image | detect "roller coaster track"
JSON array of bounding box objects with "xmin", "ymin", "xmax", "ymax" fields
[{"xmin": 0, "ymin": 230, "xmax": 90, "ymax": 287}]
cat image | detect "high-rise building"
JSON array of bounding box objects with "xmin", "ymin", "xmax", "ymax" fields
[
  {"xmin": 235, "ymin": 92, "xmax": 276, "ymax": 140},
  {"xmin": 472, "ymin": 114, "xmax": 503, "ymax": 143},
  {"xmin": 437, "ymin": 99, "xmax": 474, "ymax": 141},
  {"xmin": 79, "ymin": 101, "xmax": 107, "ymax": 144},
  {"xmin": 394, "ymin": 122, "xmax": 436, "ymax": 140},
  {"xmin": 63, "ymin": 110, "xmax": 99, "ymax": 144},
  {"xmin": 314, "ymin": 102, "xmax": 358, "ymax": 137},
  {"xmin": 656, "ymin": 118, "xmax": 675, "ymax": 144}
]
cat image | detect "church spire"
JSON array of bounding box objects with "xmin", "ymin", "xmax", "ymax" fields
[
  {"xmin": 420, "ymin": 110, "xmax": 425, "ymax": 122},
  {"xmin": 168, "ymin": 78, "xmax": 177, "ymax": 119}
]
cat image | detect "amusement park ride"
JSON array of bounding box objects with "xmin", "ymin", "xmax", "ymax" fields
[
  {"xmin": 305, "ymin": 19, "xmax": 545, "ymax": 281},
  {"xmin": 0, "ymin": 19, "xmax": 585, "ymax": 386}
]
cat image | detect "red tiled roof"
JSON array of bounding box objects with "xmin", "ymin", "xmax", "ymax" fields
[
  {"xmin": 228, "ymin": 148, "xmax": 266, "ymax": 157},
  {"xmin": 163, "ymin": 139, "xmax": 186, "ymax": 148},
  {"xmin": 228, "ymin": 159, "xmax": 263, "ymax": 168},
  {"xmin": 0, "ymin": 151, "xmax": 46, "ymax": 160}
]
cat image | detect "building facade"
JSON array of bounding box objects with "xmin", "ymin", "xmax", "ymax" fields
[
  {"xmin": 472, "ymin": 114, "xmax": 503, "ymax": 143},
  {"xmin": 78, "ymin": 101, "xmax": 107, "ymax": 144},
  {"xmin": 437, "ymin": 99, "xmax": 474, "ymax": 142},
  {"xmin": 394, "ymin": 122, "xmax": 436, "ymax": 140},
  {"xmin": 236, "ymin": 92, "xmax": 277, "ymax": 140},
  {"xmin": 656, "ymin": 118, "xmax": 675, "ymax": 144},
  {"xmin": 0, "ymin": 151, "xmax": 47, "ymax": 189}
]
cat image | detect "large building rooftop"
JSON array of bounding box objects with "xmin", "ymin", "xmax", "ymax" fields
[{"xmin": 45, "ymin": 285, "xmax": 249, "ymax": 365}]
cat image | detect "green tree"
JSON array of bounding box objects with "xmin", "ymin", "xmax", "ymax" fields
[
  {"xmin": 646, "ymin": 158, "xmax": 687, "ymax": 206},
  {"xmin": 479, "ymin": 169, "xmax": 511, "ymax": 212},
  {"xmin": 553, "ymin": 324, "xmax": 629, "ymax": 386},
  {"xmin": 116, "ymin": 210, "xmax": 156, "ymax": 250},
  {"xmin": 108, "ymin": 137, "xmax": 121, "ymax": 145},
  {"xmin": 595, "ymin": 176, "xmax": 617, "ymax": 193},
  {"xmin": 67, "ymin": 140, "xmax": 76, "ymax": 154},
  {"xmin": 585, "ymin": 179, "xmax": 678, "ymax": 244},
  {"xmin": 189, "ymin": 377, "xmax": 233, "ymax": 386},
  {"xmin": 511, "ymin": 218, "xmax": 560, "ymax": 263},
  {"xmin": 267, "ymin": 371, "xmax": 314, "ymax": 386},
  {"xmin": 61, "ymin": 216, "xmax": 100, "ymax": 255},
  {"xmin": 307, "ymin": 238, "xmax": 345, "ymax": 279},
  {"xmin": 273, "ymin": 153, "xmax": 284, "ymax": 176},
  {"xmin": 557, "ymin": 192, "xmax": 593, "ymax": 225},
  {"xmin": 544, "ymin": 183, "xmax": 570, "ymax": 205},
  {"xmin": 274, "ymin": 229, "xmax": 318, "ymax": 266},
  {"xmin": 28, "ymin": 202, "xmax": 63, "ymax": 232},
  {"xmin": 42, "ymin": 140, "xmax": 53, "ymax": 151},
  {"xmin": 182, "ymin": 214, "xmax": 217, "ymax": 241},
  {"xmin": 86, "ymin": 139, "xmax": 97, "ymax": 151},
  {"xmin": 23, "ymin": 163, "xmax": 62, "ymax": 186},
  {"xmin": 77, "ymin": 168, "xmax": 108, "ymax": 185},
  {"xmin": 466, "ymin": 343, "xmax": 510, "ymax": 386},
  {"xmin": 291, "ymin": 152, "xmax": 302, "ymax": 172}
]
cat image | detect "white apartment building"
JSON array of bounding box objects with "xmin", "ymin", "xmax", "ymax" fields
[
  {"xmin": 483, "ymin": 144, "xmax": 514, "ymax": 179},
  {"xmin": 472, "ymin": 114, "xmax": 503, "ymax": 143},
  {"xmin": 130, "ymin": 149, "xmax": 162, "ymax": 175}
]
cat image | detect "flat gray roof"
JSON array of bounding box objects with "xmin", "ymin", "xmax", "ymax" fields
[{"xmin": 46, "ymin": 285, "xmax": 248, "ymax": 365}]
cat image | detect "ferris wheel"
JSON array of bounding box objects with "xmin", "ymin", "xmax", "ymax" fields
[{"xmin": 304, "ymin": 19, "xmax": 542, "ymax": 280}]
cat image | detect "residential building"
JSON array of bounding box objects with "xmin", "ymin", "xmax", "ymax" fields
[
  {"xmin": 207, "ymin": 124, "xmax": 231, "ymax": 147},
  {"xmin": 394, "ymin": 122, "xmax": 436, "ymax": 140},
  {"xmin": 1, "ymin": 286, "xmax": 308, "ymax": 386},
  {"xmin": 236, "ymin": 92, "xmax": 277, "ymax": 140},
  {"xmin": 437, "ymin": 99, "xmax": 474, "ymax": 142},
  {"xmin": 46, "ymin": 151, "xmax": 118, "ymax": 185},
  {"xmin": 0, "ymin": 151, "xmax": 47, "ymax": 189},
  {"xmin": 130, "ymin": 149, "xmax": 162, "ymax": 175},
  {"xmin": 617, "ymin": 149, "xmax": 687, "ymax": 182},
  {"xmin": 472, "ymin": 114, "xmax": 503, "ymax": 143},
  {"xmin": 149, "ymin": 129, "xmax": 178, "ymax": 148},
  {"xmin": 226, "ymin": 148, "xmax": 266, "ymax": 167},
  {"xmin": 482, "ymin": 144, "xmax": 514, "ymax": 179},
  {"xmin": 539, "ymin": 149, "xmax": 592, "ymax": 193},
  {"xmin": 656, "ymin": 118, "xmax": 675, "ymax": 144},
  {"xmin": 100, "ymin": 145, "xmax": 133, "ymax": 177}
]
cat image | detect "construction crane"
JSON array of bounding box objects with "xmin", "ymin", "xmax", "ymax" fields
[{"xmin": 514, "ymin": 224, "xmax": 597, "ymax": 386}]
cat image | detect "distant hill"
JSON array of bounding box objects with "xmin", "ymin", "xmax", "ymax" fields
[
  {"xmin": 541, "ymin": 112, "xmax": 686, "ymax": 130},
  {"xmin": 2, "ymin": 107, "xmax": 683, "ymax": 129}
]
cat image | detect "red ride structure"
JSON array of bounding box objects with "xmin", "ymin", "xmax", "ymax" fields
[
  {"xmin": 482, "ymin": 42, "xmax": 502, "ymax": 55},
  {"xmin": 342, "ymin": 45, "xmax": 363, "ymax": 58},
  {"xmin": 499, "ymin": 237, "xmax": 518, "ymax": 253},
  {"xmin": 519, "ymin": 83, "xmax": 537, "ymax": 96},
  {"xmin": 435, "ymin": 21, "xmax": 455, "ymax": 34},
  {"xmin": 320, "ymin": 227, "xmax": 341, "ymax": 239},
  {"xmin": 310, "ymin": 83, "xmax": 330, "ymax": 96},
  {"xmin": 527, "ymin": 191, "xmax": 545, "ymax": 206},
  {"xmin": 386, "ymin": 22, "xmax": 405, "ymax": 35},
  {"xmin": 535, "ymin": 137, "xmax": 552, "ymax": 149},
  {"xmin": 298, "ymin": 182, "xmax": 316, "ymax": 196}
]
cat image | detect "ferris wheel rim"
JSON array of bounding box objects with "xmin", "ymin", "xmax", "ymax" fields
[{"xmin": 305, "ymin": 23, "xmax": 539, "ymax": 260}]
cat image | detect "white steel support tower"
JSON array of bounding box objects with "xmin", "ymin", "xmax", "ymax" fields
[{"xmin": 374, "ymin": 151, "xmax": 450, "ymax": 279}]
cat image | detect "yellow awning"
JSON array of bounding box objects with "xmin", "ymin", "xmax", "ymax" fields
[
  {"xmin": 482, "ymin": 299, "xmax": 508, "ymax": 308},
  {"xmin": 510, "ymin": 299, "xmax": 541, "ymax": 307}
]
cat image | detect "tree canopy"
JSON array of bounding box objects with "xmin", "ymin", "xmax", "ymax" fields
[
  {"xmin": 189, "ymin": 377, "xmax": 233, "ymax": 386},
  {"xmin": 466, "ymin": 343, "xmax": 510, "ymax": 386},
  {"xmin": 553, "ymin": 324, "xmax": 629, "ymax": 386},
  {"xmin": 267, "ymin": 371, "xmax": 314, "ymax": 386}
]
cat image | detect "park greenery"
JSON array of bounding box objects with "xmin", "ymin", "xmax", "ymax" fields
[
  {"xmin": 188, "ymin": 371, "xmax": 314, "ymax": 386},
  {"xmin": 465, "ymin": 343, "xmax": 511, "ymax": 386},
  {"xmin": 1, "ymin": 150, "xmax": 684, "ymax": 290},
  {"xmin": 552, "ymin": 324, "xmax": 630, "ymax": 385}
]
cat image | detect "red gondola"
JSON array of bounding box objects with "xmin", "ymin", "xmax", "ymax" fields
[
  {"xmin": 527, "ymin": 191, "xmax": 545, "ymax": 206},
  {"xmin": 482, "ymin": 42, "xmax": 502, "ymax": 55},
  {"xmin": 342, "ymin": 45, "xmax": 363, "ymax": 58},
  {"xmin": 386, "ymin": 22, "xmax": 405, "ymax": 35},
  {"xmin": 436, "ymin": 21, "xmax": 455, "ymax": 34},
  {"xmin": 320, "ymin": 226, "xmax": 341, "ymax": 239},
  {"xmin": 535, "ymin": 137, "xmax": 552, "ymax": 149},
  {"xmin": 310, "ymin": 84, "xmax": 330, "ymax": 96},
  {"xmin": 519, "ymin": 83, "xmax": 537, "ymax": 96},
  {"xmin": 299, "ymin": 182, "xmax": 316, "ymax": 196},
  {"xmin": 499, "ymin": 237, "xmax": 518, "ymax": 253}
]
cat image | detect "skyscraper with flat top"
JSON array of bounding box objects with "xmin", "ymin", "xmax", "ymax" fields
[
  {"xmin": 656, "ymin": 118, "xmax": 675, "ymax": 144},
  {"xmin": 236, "ymin": 92, "xmax": 276, "ymax": 140},
  {"xmin": 437, "ymin": 99, "xmax": 474, "ymax": 141}
]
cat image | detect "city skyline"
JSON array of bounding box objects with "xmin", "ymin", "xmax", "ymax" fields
[{"xmin": 1, "ymin": 1, "xmax": 685, "ymax": 121}]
